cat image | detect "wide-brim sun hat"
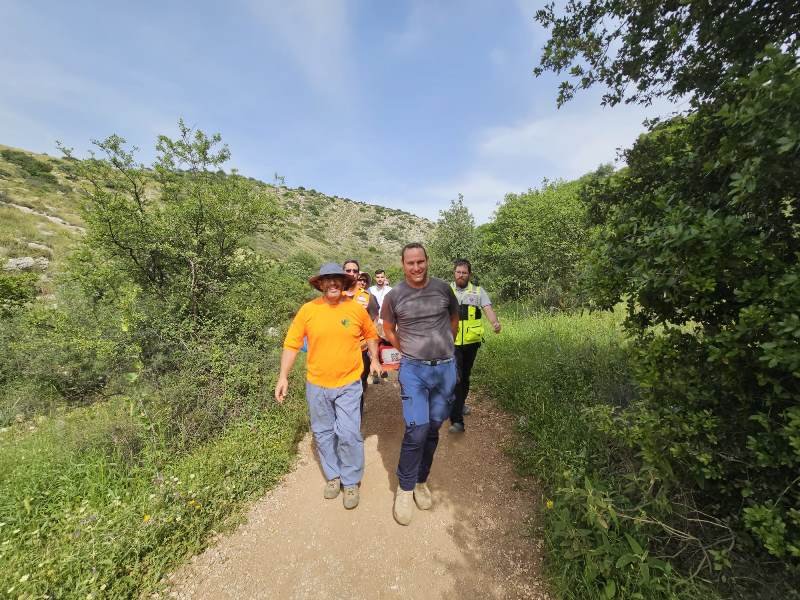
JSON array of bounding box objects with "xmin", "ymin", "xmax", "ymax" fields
[{"xmin": 309, "ymin": 262, "xmax": 356, "ymax": 291}]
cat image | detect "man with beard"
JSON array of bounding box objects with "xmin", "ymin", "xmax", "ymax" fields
[{"xmin": 448, "ymin": 259, "xmax": 501, "ymax": 433}]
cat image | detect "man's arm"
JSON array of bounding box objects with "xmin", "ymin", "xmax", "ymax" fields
[
  {"xmin": 274, "ymin": 348, "xmax": 299, "ymax": 403},
  {"xmin": 450, "ymin": 311, "xmax": 460, "ymax": 340},
  {"xmin": 383, "ymin": 317, "xmax": 401, "ymax": 351},
  {"xmin": 447, "ymin": 285, "xmax": 460, "ymax": 340},
  {"xmin": 483, "ymin": 304, "xmax": 501, "ymax": 333},
  {"xmin": 366, "ymin": 337, "xmax": 383, "ymax": 377}
]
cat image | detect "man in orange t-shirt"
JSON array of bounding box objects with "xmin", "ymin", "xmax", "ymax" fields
[{"xmin": 275, "ymin": 263, "xmax": 382, "ymax": 510}]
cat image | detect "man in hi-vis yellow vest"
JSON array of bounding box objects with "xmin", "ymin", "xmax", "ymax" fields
[{"xmin": 448, "ymin": 259, "xmax": 501, "ymax": 433}]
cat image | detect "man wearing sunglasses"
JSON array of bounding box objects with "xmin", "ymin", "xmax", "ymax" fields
[{"xmin": 343, "ymin": 260, "xmax": 379, "ymax": 415}]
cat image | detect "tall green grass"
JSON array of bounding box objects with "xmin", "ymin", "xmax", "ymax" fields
[
  {"xmin": 476, "ymin": 308, "xmax": 712, "ymax": 599},
  {"xmin": 476, "ymin": 307, "xmax": 631, "ymax": 478},
  {"xmin": 0, "ymin": 388, "xmax": 306, "ymax": 598}
]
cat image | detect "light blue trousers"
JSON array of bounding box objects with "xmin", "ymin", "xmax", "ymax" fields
[{"xmin": 305, "ymin": 380, "xmax": 364, "ymax": 486}]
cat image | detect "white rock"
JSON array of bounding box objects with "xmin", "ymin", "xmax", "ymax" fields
[
  {"xmin": 26, "ymin": 242, "xmax": 52, "ymax": 254},
  {"xmin": 3, "ymin": 256, "xmax": 49, "ymax": 271}
]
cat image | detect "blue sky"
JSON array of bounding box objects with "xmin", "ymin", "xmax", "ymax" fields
[{"xmin": 0, "ymin": 1, "xmax": 674, "ymax": 223}]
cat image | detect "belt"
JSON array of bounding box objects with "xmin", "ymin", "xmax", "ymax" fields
[{"xmin": 402, "ymin": 356, "xmax": 455, "ymax": 366}]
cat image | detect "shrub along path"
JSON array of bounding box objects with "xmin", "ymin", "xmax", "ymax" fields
[{"xmin": 168, "ymin": 376, "xmax": 550, "ymax": 599}]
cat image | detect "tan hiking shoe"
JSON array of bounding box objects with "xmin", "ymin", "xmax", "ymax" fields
[
  {"xmin": 324, "ymin": 477, "xmax": 341, "ymax": 499},
  {"xmin": 393, "ymin": 489, "xmax": 414, "ymax": 525},
  {"xmin": 343, "ymin": 485, "xmax": 360, "ymax": 509},
  {"xmin": 413, "ymin": 482, "xmax": 433, "ymax": 510}
]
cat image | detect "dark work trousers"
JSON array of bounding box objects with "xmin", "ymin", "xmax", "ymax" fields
[
  {"xmin": 396, "ymin": 358, "xmax": 457, "ymax": 491},
  {"xmin": 360, "ymin": 350, "xmax": 370, "ymax": 416},
  {"xmin": 450, "ymin": 343, "xmax": 480, "ymax": 426}
]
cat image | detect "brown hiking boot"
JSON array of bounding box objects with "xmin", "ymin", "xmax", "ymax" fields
[
  {"xmin": 413, "ymin": 482, "xmax": 433, "ymax": 510},
  {"xmin": 324, "ymin": 477, "xmax": 341, "ymax": 499},
  {"xmin": 393, "ymin": 489, "xmax": 414, "ymax": 525},
  {"xmin": 343, "ymin": 485, "xmax": 360, "ymax": 509}
]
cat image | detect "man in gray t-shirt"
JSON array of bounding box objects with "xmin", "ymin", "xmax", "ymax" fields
[
  {"xmin": 381, "ymin": 277, "xmax": 458, "ymax": 360},
  {"xmin": 381, "ymin": 243, "xmax": 459, "ymax": 526}
]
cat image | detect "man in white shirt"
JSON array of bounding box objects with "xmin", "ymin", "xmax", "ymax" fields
[{"xmin": 368, "ymin": 269, "xmax": 392, "ymax": 314}]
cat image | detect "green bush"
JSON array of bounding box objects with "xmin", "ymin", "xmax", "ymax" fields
[
  {"xmin": 0, "ymin": 293, "xmax": 138, "ymax": 422},
  {"xmin": 1, "ymin": 149, "xmax": 54, "ymax": 178},
  {"xmin": 0, "ymin": 272, "xmax": 38, "ymax": 317},
  {"xmin": 0, "ymin": 392, "xmax": 306, "ymax": 599},
  {"xmin": 475, "ymin": 309, "xmax": 709, "ymax": 598},
  {"xmin": 583, "ymin": 48, "xmax": 800, "ymax": 589}
]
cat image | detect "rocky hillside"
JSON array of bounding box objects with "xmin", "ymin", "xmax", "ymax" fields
[{"xmin": 0, "ymin": 144, "xmax": 433, "ymax": 279}]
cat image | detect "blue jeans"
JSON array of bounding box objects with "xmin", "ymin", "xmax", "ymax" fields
[
  {"xmin": 396, "ymin": 357, "xmax": 457, "ymax": 491},
  {"xmin": 306, "ymin": 380, "xmax": 364, "ymax": 486}
]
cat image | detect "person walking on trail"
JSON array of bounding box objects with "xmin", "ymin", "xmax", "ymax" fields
[
  {"xmin": 448, "ymin": 259, "xmax": 501, "ymax": 434},
  {"xmin": 369, "ymin": 269, "xmax": 393, "ymax": 342},
  {"xmin": 368, "ymin": 269, "xmax": 392, "ymax": 313},
  {"xmin": 343, "ymin": 260, "xmax": 379, "ymax": 415},
  {"xmin": 275, "ymin": 263, "xmax": 382, "ymax": 510},
  {"xmin": 343, "ymin": 259, "xmax": 379, "ymax": 318},
  {"xmin": 380, "ymin": 243, "xmax": 460, "ymax": 525}
]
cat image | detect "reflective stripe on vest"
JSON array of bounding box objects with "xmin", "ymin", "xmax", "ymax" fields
[{"xmin": 451, "ymin": 282, "xmax": 484, "ymax": 346}]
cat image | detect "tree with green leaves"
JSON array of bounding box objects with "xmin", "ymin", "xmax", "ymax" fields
[
  {"xmin": 427, "ymin": 193, "xmax": 479, "ymax": 279},
  {"xmin": 534, "ymin": 0, "xmax": 800, "ymax": 106},
  {"xmin": 60, "ymin": 120, "xmax": 279, "ymax": 326},
  {"xmin": 480, "ymin": 179, "xmax": 588, "ymax": 305},
  {"xmin": 535, "ymin": 0, "xmax": 800, "ymax": 590}
]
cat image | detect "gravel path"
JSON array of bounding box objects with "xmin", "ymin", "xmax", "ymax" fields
[{"xmin": 168, "ymin": 374, "xmax": 551, "ymax": 599}]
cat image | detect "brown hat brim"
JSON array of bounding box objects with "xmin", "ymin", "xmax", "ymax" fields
[{"xmin": 309, "ymin": 273, "xmax": 355, "ymax": 291}]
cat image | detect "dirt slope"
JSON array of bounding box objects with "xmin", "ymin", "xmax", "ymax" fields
[{"xmin": 168, "ymin": 376, "xmax": 550, "ymax": 600}]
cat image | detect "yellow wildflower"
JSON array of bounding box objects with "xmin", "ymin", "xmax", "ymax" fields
[{"xmin": 545, "ymin": 499, "xmax": 554, "ymax": 510}]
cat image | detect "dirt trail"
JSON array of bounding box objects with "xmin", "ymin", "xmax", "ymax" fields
[{"xmin": 169, "ymin": 375, "xmax": 550, "ymax": 600}]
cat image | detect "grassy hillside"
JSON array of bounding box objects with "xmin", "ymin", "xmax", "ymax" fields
[{"xmin": 0, "ymin": 143, "xmax": 432, "ymax": 276}]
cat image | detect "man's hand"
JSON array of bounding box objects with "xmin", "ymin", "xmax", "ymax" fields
[
  {"xmin": 369, "ymin": 357, "xmax": 384, "ymax": 379},
  {"xmin": 484, "ymin": 305, "xmax": 501, "ymax": 334},
  {"xmin": 275, "ymin": 348, "xmax": 299, "ymax": 404},
  {"xmin": 274, "ymin": 376, "xmax": 289, "ymax": 404}
]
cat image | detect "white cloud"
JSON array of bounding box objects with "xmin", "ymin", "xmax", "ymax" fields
[
  {"xmin": 476, "ymin": 100, "xmax": 674, "ymax": 178},
  {"xmin": 412, "ymin": 97, "xmax": 678, "ymax": 225},
  {"xmin": 420, "ymin": 172, "xmax": 523, "ymax": 224},
  {"xmin": 245, "ymin": 0, "xmax": 354, "ymax": 103},
  {"xmin": 370, "ymin": 172, "xmax": 522, "ymax": 226}
]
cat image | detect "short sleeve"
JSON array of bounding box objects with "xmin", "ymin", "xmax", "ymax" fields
[
  {"xmin": 480, "ymin": 287, "xmax": 492, "ymax": 306},
  {"xmin": 446, "ymin": 285, "xmax": 459, "ymax": 316},
  {"xmin": 361, "ymin": 311, "xmax": 378, "ymax": 341},
  {"xmin": 283, "ymin": 304, "xmax": 308, "ymax": 350},
  {"xmin": 381, "ymin": 291, "xmax": 395, "ymax": 323}
]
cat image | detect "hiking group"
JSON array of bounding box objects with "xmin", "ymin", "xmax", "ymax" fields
[{"xmin": 274, "ymin": 243, "xmax": 500, "ymax": 525}]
